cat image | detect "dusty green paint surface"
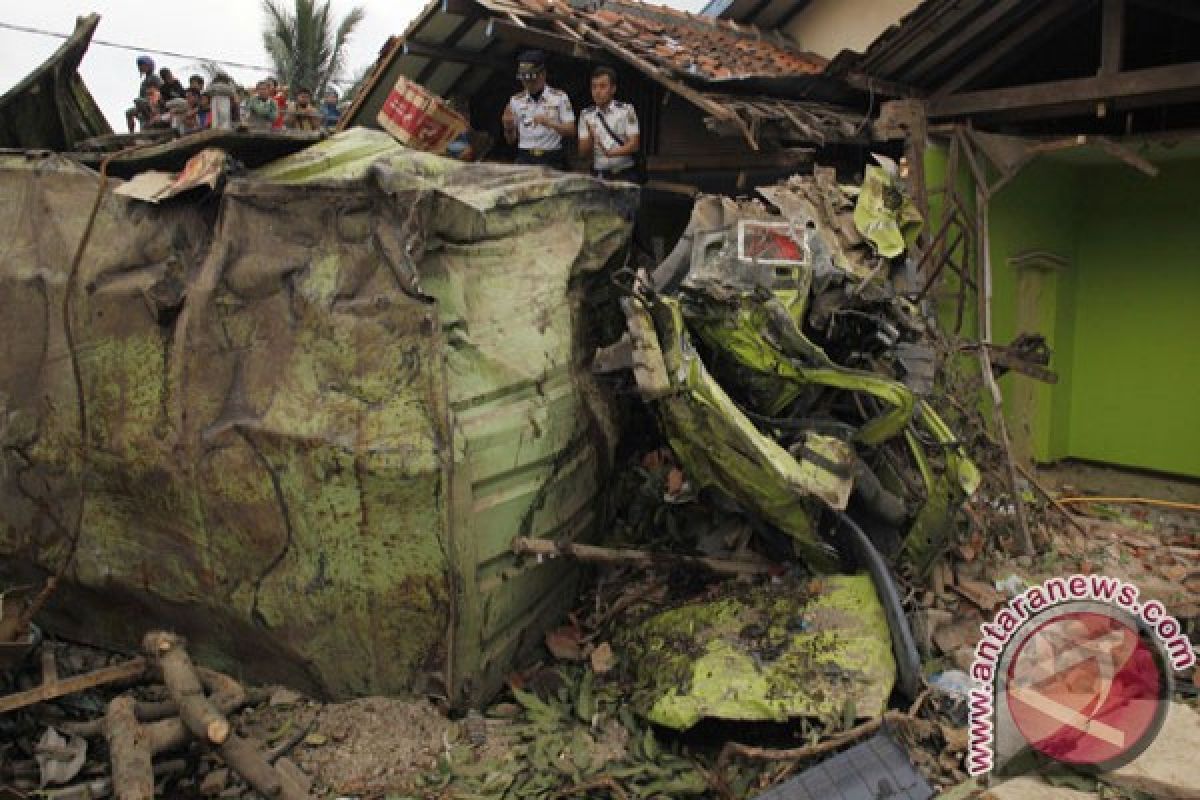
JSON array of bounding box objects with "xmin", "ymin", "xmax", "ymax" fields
[
  {"xmin": 619, "ymin": 573, "xmax": 895, "ymax": 730},
  {"xmin": 0, "ymin": 130, "xmax": 634, "ymax": 701},
  {"xmin": 623, "ymin": 296, "xmax": 852, "ymax": 572}
]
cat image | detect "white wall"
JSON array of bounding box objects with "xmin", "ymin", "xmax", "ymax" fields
[{"xmin": 784, "ymin": 0, "xmax": 921, "ymax": 58}]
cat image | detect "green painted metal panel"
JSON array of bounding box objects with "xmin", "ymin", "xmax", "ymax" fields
[{"xmin": 0, "ymin": 130, "xmax": 635, "ymax": 703}]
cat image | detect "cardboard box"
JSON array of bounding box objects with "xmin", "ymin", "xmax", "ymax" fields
[{"xmin": 376, "ymin": 75, "xmax": 467, "ymax": 153}]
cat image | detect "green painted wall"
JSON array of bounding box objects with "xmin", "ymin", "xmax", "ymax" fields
[
  {"xmin": 1065, "ymin": 161, "xmax": 1200, "ymax": 477},
  {"xmin": 925, "ymin": 145, "xmax": 1200, "ymax": 478},
  {"xmin": 987, "ymin": 161, "xmax": 1082, "ymax": 465}
]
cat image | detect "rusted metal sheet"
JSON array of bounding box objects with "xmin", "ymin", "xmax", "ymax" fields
[
  {"xmin": 0, "ymin": 130, "xmax": 634, "ymax": 704},
  {"xmin": 0, "ymin": 14, "xmax": 111, "ymax": 151}
]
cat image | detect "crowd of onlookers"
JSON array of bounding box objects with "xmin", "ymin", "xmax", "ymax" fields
[{"xmin": 126, "ymin": 56, "xmax": 343, "ymax": 135}]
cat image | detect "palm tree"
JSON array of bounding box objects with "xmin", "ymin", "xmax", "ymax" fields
[{"xmin": 261, "ymin": 0, "xmax": 366, "ymax": 95}]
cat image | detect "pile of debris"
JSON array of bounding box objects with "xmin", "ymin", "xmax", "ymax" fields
[{"xmin": 1, "ymin": 35, "xmax": 1198, "ymax": 791}]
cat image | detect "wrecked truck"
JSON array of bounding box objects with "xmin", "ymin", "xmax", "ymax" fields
[
  {"xmin": 0, "ymin": 129, "xmax": 635, "ymax": 705},
  {"xmin": 600, "ymin": 163, "xmax": 979, "ymax": 577},
  {"xmin": 587, "ymin": 161, "xmax": 982, "ymax": 724},
  {"xmin": 0, "ymin": 113, "xmax": 977, "ymax": 722}
]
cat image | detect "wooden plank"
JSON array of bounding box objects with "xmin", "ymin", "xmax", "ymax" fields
[
  {"xmin": 416, "ymin": 14, "xmax": 483, "ymax": 85},
  {"xmin": 484, "ymin": 18, "xmax": 605, "ymax": 61},
  {"xmin": 1100, "ymin": 0, "xmax": 1125, "ymax": 76},
  {"xmin": 906, "ymin": 0, "xmax": 1025, "ymax": 84},
  {"xmin": 932, "ymin": 1, "xmax": 1083, "ymax": 98},
  {"xmin": 0, "ymin": 657, "xmax": 146, "ymax": 714},
  {"xmin": 843, "ymin": 71, "xmax": 920, "ymax": 99},
  {"xmin": 929, "ymin": 61, "xmax": 1200, "ymax": 118}
]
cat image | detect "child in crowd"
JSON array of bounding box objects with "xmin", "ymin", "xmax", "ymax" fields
[{"xmin": 244, "ymin": 81, "xmax": 279, "ymax": 130}]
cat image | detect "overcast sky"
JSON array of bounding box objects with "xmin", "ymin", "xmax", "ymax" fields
[{"xmin": 1, "ymin": 0, "xmax": 708, "ymax": 131}]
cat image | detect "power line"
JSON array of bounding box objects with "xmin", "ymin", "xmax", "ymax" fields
[{"xmin": 0, "ymin": 19, "xmax": 352, "ymax": 80}]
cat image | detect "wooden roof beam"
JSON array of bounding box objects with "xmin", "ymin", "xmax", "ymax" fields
[
  {"xmin": 932, "ymin": 1, "xmax": 1085, "ymax": 99},
  {"xmin": 416, "ymin": 12, "xmax": 484, "ymax": 84},
  {"xmin": 904, "ymin": 0, "xmax": 1025, "ymax": 85},
  {"xmin": 484, "ymin": 18, "xmax": 605, "ymax": 61},
  {"xmin": 928, "ymin": 61, "xmax": 1200, "ymax": 118},
  {"xmin": 1100, "ymin": 0, "xmax": 1124, "ymax": 76},
  {"xmin": 402, "ymin": 40, "xmax": 509, "ymax": 71}
]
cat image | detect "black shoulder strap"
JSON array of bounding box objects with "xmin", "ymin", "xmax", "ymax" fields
[{"xmin": 593, "ymin": 108, "xmax": 625, "ymax": 147}]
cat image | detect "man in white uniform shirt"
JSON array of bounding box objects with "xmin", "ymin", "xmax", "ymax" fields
[
  {"xmin": 502, "ymin": 50, "xmax": 575, "ymax": 169},
  {"xmin": 578, "ymin": 66, "xmax": 643, "ymax": 183}
]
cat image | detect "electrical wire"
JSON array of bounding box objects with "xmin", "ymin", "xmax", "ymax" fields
[
  {"xmin": 1054, "ymin": 496, "xmax": 1200, "ymax": 512},
  {"xmin": 0, "ymin": 19, "xmax": 275, "ymax": 72},
  {"xmin": 0, "ymin": 19, "xmax": 352, "ymax": 81}
]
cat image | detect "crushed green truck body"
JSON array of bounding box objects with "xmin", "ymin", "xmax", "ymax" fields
[
  {"xmin": 0, "ymin": 129, "xmax": 635, "ymax": 704},
  {"xmin": 619, "ymin": 573, "xmax": 896, "ymax": 730},
  {"xmin": 603, "ymin": 173, "xmax": 978, "ymax": 578}
]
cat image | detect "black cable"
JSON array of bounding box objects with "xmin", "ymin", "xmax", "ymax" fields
[
  {"xmin": 0, "ymin": 20, "xmax": 352, "ymax": 81},
  {"xmin": 832, "ymin": 511, "xmax": 922, "ymax": 702}
]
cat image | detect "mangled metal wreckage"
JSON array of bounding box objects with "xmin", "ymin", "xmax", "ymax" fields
[
  {"xmin": 593, "ymin": 161, "xmax": 981, "ymax": 728},
  {"xmin": 0, "ymin": 121, "xmax": 976, "ymax": 725},
  {"xmin": 0, "ymin": 129, "xmax": 635, "ymax": 705},
  {"xmin": 600, "ymin": 164, "xmax": 979, "ymax": 575}
]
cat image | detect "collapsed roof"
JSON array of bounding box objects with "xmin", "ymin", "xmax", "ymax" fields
[
  {"xmin": 342, "ymin": 0, "xmax": 868, "ymax": 149},
  {"xmin": 0, "ymin": 13, "xmax": 111, "ymax": 151}
]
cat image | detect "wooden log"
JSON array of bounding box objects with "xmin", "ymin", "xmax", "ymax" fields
[
  {"xmin": 512, "ymin": 536, "xmax": 775, "ymax": 577},
  {"xmin": 0, "ymin": 657, "xmax": 147, "ymax": 715},
  {"xmin": 216, "ymin": 734, "xmax": 283, "ymax": 799},
  {"xmin": 142, "ymin": 632, "xmax": 230, "ymax": 745},
  {"xmin": 103, "ymin": 696, "xmax": 154, "ymax": 800},
  {"xmin": 62, "ymin": 666, "xmax": 249, "ymax": 740},
  {"xmin": 37, "ymin": 759, "xmax": 187, "ymax": 800},
  {"xmin": 135, "ymin": 668, "xmax": 249, "ymax": 754}
]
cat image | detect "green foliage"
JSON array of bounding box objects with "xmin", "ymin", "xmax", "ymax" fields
[
  {"xmin": 420, "ymin": 667, "xmax": 710, "ymax": 798},
  {"xmin": 261, "ymin": 0, "xmax": 365, "ymax": 95}
]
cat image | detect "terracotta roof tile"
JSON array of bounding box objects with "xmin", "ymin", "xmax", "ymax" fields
[{"xmin": 580, "ymin": 0, "xmax": 825, "ymax": 81}]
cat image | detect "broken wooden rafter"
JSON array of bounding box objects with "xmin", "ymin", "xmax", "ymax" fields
[
  {"xmin": 567, "ymin": 19, "xmax": 760, "ymax": 150},
  {"xmin": 484, "ymin": 18, "xmax": 604, "ymax": 61},
  {"xmin": 1014, "ymin": 462, "xmax": 1089, "ymax": 537},
  {"xmin": 842, "ymin": 71, "xmax": 919, "ymax": 99},
  {"xmin": 512, "ymin": 536, "xmax": 777, "ymax": 577},
  {"xmin": 0, "ymin": 657, "xmax": 147, "ymax": 715},
  {"xmin": 982, "ymin": 343, "xmax": 1059, "ymax": 384}
]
